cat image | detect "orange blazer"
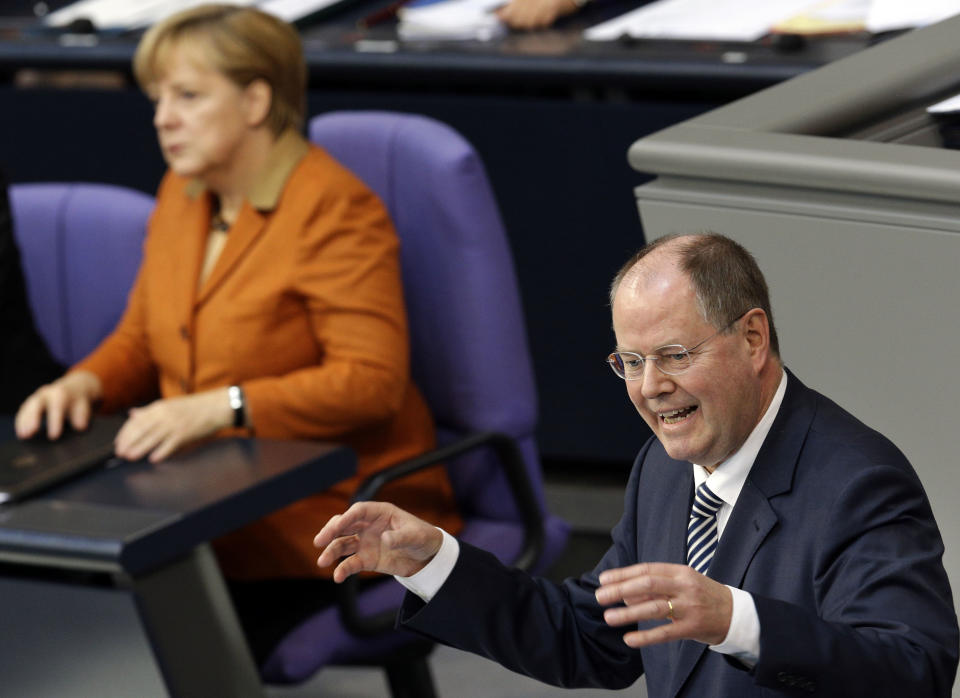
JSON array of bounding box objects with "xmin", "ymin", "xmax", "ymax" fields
[{"xmin": 76, "ymin": 140, "xmax": 461, "ymax": 579}]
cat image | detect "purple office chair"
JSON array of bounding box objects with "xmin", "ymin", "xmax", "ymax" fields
[
  {"xmin": 261, "ymin": 112, "xmax": 571, "ymax": 696},
  {"xmin": 9, "ymin": 183, "xmax": 154, "ymax": 365}
]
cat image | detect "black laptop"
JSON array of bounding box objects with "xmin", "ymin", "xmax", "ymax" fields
[{"xmin": 0, "ymin": 414, "xmax": 125, "ymax": 504}]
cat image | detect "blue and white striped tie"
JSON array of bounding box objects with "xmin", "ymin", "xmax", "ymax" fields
[{"xmin": 687, "ymin": 482, "xmax": 724, "ymax": 575}]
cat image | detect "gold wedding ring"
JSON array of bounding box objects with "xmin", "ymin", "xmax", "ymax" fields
[{"xmin": 666, "ymin": 599, "xmax": 675, "ymax": 622}]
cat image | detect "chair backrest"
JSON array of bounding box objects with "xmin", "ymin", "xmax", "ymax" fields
[
  {"xmin": 9, "ymin": 182, "xmax": 154, "ymax": 366},
  {"xmin": 309, "ymin": 111, "xmax": 547, "ymax": 522}
]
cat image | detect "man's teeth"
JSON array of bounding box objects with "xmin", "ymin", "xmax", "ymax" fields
[{"xmin": 661, "ymin": 407, "xmax": 696, "ymax": 424}]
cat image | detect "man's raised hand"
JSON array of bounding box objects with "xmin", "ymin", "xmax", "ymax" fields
[{"xmin": 314, "ymin": 502, "xmax": 443, "ymax": 582}]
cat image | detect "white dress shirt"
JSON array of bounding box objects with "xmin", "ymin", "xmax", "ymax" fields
[
  {"xmin": 398, "ymin": 370, "xmax": 788, "ymax": 668},
  {"xmin": 697, "ymin": 369, "xmax": 787, "ymax": 665}
]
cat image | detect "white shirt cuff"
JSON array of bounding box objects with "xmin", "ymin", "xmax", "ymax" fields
[
  {"xmin": 708, "ymin": 586, "xmax": 760, "ymax": 667},
  {"xmin": 395, "ymin": 528, "xmax": 460, "ymax": 602}
]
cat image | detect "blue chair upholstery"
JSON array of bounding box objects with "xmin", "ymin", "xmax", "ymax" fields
[
  {"xmin": 262, "ymin": 111, "xmax": 570, "ymax": 696},
  {"xmin": 9, "ymin": 182, "xmax": 154, "ymax": 365}
]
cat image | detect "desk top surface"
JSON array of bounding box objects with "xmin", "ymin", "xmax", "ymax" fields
[
  {"xmin": 0, "ymin": 1, "xmax": 879, "ymax": 94},
  {"xmin": 0, "ymin": 432, "xmax": 355, "ymax": 576}
]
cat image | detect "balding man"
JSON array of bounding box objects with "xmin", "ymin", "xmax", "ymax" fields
[{"xmin": 315, "ymin": 233, "xmax": 958, "ymax": 697}]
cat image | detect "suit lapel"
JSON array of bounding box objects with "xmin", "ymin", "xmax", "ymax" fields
[
  {"xmin": 668, "ymin": 370, "xmax": 816, "ymax": 697},
  {"xmin": 196, "ymin": 201, "xmax": 267, "ymax": 306},
  {"xmin": 712, "ymin": 370, "xmax": 817, "ymax": 586},
  {"xmin": 171, "ymin": 193, "xmax": 210, "ymax": 326},
  {"xmin": 666, "ymin": 471, "xmax": 694, "ymax": 670},
  {"xmin": 662, "ymin": 464, "xmax": 694, "ymax": 565},
  {"xmin": 637, "ymin": 457, "xmax": 692, "ymax": 678}
]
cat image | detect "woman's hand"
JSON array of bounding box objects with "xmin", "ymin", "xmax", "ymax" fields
[
  {"xmin": 113, "ymin": 388, "xmax": 235, "ymax": 463},
  {"xmin": 15, "ymin": 371, "xmax": 103, "ymax": 440}
]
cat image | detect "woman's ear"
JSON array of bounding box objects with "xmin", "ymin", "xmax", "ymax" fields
[{"xmin": 243, "ymin": 79, "xmax": 272, "ymax": 128}]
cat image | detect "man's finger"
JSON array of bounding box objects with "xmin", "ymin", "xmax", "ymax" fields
[
  {"xmin": 315, "ymin": 534, "xmax": 359, "ymax": 567},
  {"xmin": 314, "ymin": 514, "xmax": 344, "ymax": 548},
  {"xmin": 332, "ymin": 554, "xmax": 369, "ymax": 583},
  {"xmin": 314, "ymin": 508, "xmax": 379, "ymax": 548},
  {"xmin": 596, "ymin": 572, "xmax": 674, "ymax": 606},
  {"xmin": 603, "ymin": 598, "xmax": 673, "ymax": 627},
  {"xmin": 621, "ymin": 621, "xmax": 682, "ymax": 649},
  {"xmin": 599, "ymin": 561, "xmax": 688, "ymax": 586}
]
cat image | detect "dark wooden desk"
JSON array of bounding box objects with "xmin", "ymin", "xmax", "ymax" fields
[
  {"xmin": 0, "ymin": 6, "xmax": 880, "ymax": 467},
  {"xmin": 0, "ymin": 435, "xmax": 355, "ymax": 698}
]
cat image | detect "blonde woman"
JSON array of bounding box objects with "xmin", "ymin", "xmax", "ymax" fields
[{"xmin": 16, "ymin": 3, "xmax": 460, "ymax": 662}]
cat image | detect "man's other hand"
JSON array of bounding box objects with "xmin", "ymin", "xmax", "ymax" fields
[{"xmin": 314, "ymin": 502, "xmax": 444, "ymax": 582}]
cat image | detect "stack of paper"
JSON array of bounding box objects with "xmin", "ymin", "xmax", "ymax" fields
[
  {"xmin": 43, "ymin": 0, "xmax": 347, "ymax": 30},
  {"xmin": 397, "ymin": 0, "xmax": 506, "ymax": 40},
  {"xmin": 45, "ymin": 0, "xmax": 252, "ymax": 29},
  {"xmin": 928, "ymin": 94, "xmax": 960, "ymax": 114},
  {"xmin": 866, "ymin": 0, "xmax": 960, "ymax": 32},
  {"xmin": 772, "ymin": 0, "xmax": 870, "ymax": 35},
  {"xmin": 584, "ymin": 0, "xmax": 960, "ymax": 42},
  {"xmin": 585, "ymin": 0, "xmax": 818, "ymax": 42}
]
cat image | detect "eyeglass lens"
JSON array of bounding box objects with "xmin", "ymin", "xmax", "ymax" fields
[{"xmin": 609, "ymin": 347, "xmax": 692, "ymax": 378}]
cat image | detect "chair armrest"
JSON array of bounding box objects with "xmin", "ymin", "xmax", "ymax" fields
[{"xmin": 336, "ymin": 430, "xmax": 546, "ymax": 636}]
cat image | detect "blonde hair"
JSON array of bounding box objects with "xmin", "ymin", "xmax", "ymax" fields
[{"xmin": 133, "ymin": 4, "xmax": 306, "ymax": 135}]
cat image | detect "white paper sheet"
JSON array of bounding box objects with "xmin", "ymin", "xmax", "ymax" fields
[
  {"xmin": 866, "ymin": 0, "xmax": 960, "ymax": 32},
  {"xmin": 398, "ymin": 0, "xmax": 506, "ymax": 41},
  {"xmin": 44, "ymin": 0, "xmax": 342, "ymax": 29},
  {"xmin": 927, "ymin": 93, "xmax": 960, "ymax": 114},
  {"xmin": 584, "ymin": 0, "xmax": 820, "ymax": 42},
  {"xmin": 44, "ymin": 0, "xmax": 252, "ymax": 29},
  {"xmin": 259, "ymin": 0, "xmax": 354, "ymax": 21}
]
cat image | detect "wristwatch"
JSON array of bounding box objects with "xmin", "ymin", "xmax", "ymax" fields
[{"xmin": 228, "ymin": 385, "xmax": 246, "ymax": 428}]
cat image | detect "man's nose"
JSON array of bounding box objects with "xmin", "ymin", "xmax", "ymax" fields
[{"xmin": 638, "ymin": 361, "xmax": 673, "ymax": 399}]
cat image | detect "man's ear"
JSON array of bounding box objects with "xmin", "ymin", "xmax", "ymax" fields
[
  {"xmin": 243, "ymin": 79, "xmax": 272, "ymax": 128},
  {"xmin": 742, "ymin": 308, "xmax": 770, "ymax": 367}
]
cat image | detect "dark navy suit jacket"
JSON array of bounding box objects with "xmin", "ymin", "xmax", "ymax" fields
[{"xmin": 399, "ymin": 371, "xmax": 959, "ymax": 696}]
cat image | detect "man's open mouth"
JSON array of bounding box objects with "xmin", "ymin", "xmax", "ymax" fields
[{"xmin": 660, "ymin": 406, "xmax": 698, "ymax": 425}]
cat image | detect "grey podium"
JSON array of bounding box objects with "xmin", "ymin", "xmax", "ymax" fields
[
  {"xmin": 628, "ymin": 14, "xmax": 960, "ymax": 694},
  {"xmin": 0, "ymin": 434, "xmax": 355, "ymax": 698}
]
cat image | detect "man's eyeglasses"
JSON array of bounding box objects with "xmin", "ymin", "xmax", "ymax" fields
[{"xmin": 606, "ymin": 310, "xmax": 751, "ymax": 380}]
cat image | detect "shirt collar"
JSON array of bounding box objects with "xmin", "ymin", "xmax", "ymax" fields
[
  {"xmin": 693, "ymin": 369, "xmax": 788, "ymax": 508},
  {"xmin": 184, "ymin": 129, "xmax": 310, "ymax": 211}
]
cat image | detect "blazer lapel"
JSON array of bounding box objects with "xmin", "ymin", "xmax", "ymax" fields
[
  {"xmin": 668, "ymin": 370, "xmax": 816, "ymax": 697},
  {"xmin": 196, "ymin": 202, "xmax": 267, "ymax": 306},
  {"xmin": 637, "ymin": 457, "xmax": 692, "ymax": 680},
  {"xmin": 662, "ymin": 464, "xmax": 694, "ymax": 565},
  {"xmin": 170, "ymin": 194, "xmax": 210, "ymax": 325},
  {"xmin": 712, "ymin": 370, "xmax": 817, "ymax": 588}
]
